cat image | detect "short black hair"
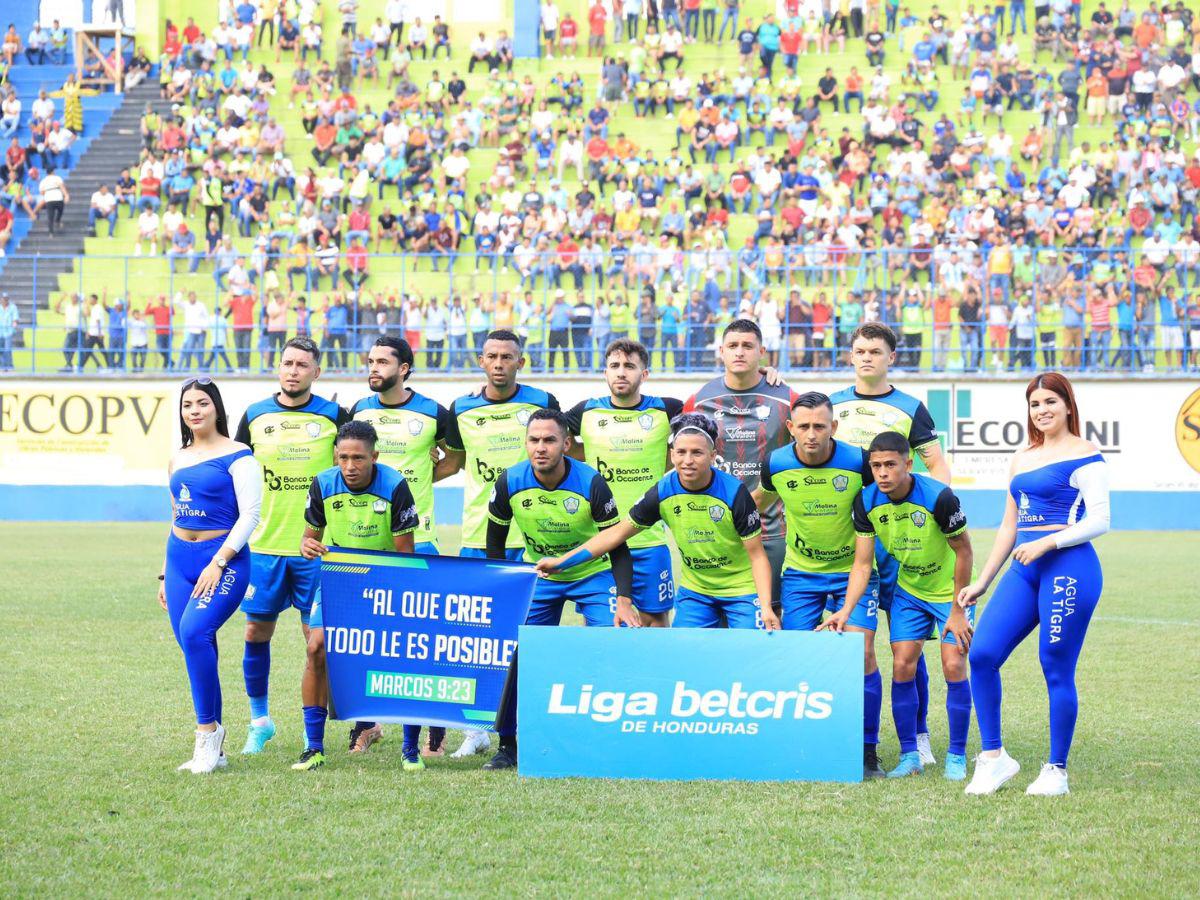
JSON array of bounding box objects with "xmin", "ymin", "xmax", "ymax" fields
[
  {"xmin": 868, "ymin": 431, "xmax": 910, "ymax": 456},
  {"xmin": 373, "ymin": 336, "xmax": 414, "ymax": 379},
  {"xmin": 668, "ymin": 413, "xmax": 718, "ymax": 446},
  {"xmin": 484, "ymin": 328, "xmax": 523, "ymax": 349},
  {"xmin": 722, "ymin": 318, "xmax": 762, "ymax": 343},
  {"xmin": 850, "ymin": 322, "xmax": 897, "ymax": 352},
  {"xmin": 791, "ymin": 391, "xmax": 833, "ymax": 413},
  {"xmin": 284, "ymin": 335, "xmax": 321, "ymax": 363},
  {"xmin": 605, "ymin": 338, "xmax": 650, "ymax": 368},
  {"xmin": 527, "ymin": 408, "xmax": 570, "ymax": 436},
  {"xmin": 336, "ymin": 419, "xmax": 378, "ymax": 449}
]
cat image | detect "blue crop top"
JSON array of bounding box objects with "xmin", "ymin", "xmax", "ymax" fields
[
  {"xmin": 171, "ymin": 449, "xmax": 256, "ymax": 530},
  {"xmin": 1009, "ymin": 454, "xmax": 1105, "ymax": 528}
]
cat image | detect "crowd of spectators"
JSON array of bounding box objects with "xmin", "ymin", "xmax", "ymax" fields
[{"xmin": 4, "ymin": 0, "xmax": 1200, "ymax": 373}]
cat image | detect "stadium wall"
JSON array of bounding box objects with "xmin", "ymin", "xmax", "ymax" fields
[{"xmin": 2, "ymin": 378, "xmax": 1198, "ymax": 529}]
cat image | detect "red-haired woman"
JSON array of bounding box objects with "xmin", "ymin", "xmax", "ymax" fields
[{"xmin": 957, "ymin": 373, "xmax": 1109, "ymax": 797}]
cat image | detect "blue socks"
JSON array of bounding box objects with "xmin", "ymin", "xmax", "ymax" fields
[
  {"xmin": 915, "ymin": 653, "xmax": 930, "ymax": 734},
  {"xmin": 891, "ymin": 678, "xmax": 918, "ymax": 754},
  {"xmin": 302, "ymin": 705, "xmax": 327, "ymax": 752},
  {"xmin": 945, "ymin": 679, "xmax": 973, "ymax": 756},
  {"xmin": 244, "ymin": 640, "xmax": 271, "ymax": 717},
  {"xmin": 864, "ymin": 669, "xmax": 882, "ymax": 746},
  {"xmin": 403, "ymin": 724, "xmax": 422, "ymax": 757}
]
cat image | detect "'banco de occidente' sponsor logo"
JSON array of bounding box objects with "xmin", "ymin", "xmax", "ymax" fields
[
  {"xmin": 546, "ymin": 680, "xmax": 835, "ymax": 736},
  {"xmin": 1175, "ymin": 387, "xmax": 1200, "ymax": 474}
]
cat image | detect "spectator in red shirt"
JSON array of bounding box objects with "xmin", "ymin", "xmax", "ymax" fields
[
  {"xmin": 138, "ymin": 173, "xmax": 162, "ymax": 211},
  {"xmin": 587, "ymin": 1, "xmax": 607, "ymax": 56},
  {"xmin": 225, "ymin": 292, "xmax": 256, "ymax": 371},
  {"xmin": 0, "ymin": 204, "xmax": 12, "ymax": 254},
  {"xmin": 552, "ymin": 235, "xmax": 582, "ymax": 288},
  {"xmin": 145, "ymin": 295, "xmax": 173, "ymax": 369},
  {"xmin": 559, "ymin": 14, "xmax": 579, "ymax": 57},
  {"xmin": 343, "ymin": 236, "xmax": 369, "ymax": 291},
  {"xmin": 810, "ymin": 293, "xmax": 833, "ymax": 367}
]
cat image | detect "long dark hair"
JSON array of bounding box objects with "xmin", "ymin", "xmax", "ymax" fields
[
  {"xmin": 1025, "ymin": 372, "xmax": 1080, "ymax": 448},
  {"xmin": 180, "ymin": 379, "xmax": 230, "ymax": 448}
]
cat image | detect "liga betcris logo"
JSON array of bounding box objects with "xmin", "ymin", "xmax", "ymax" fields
[{"xmin": 1175, "ymin": 387, "xmax": 1200, "ymax": 474}]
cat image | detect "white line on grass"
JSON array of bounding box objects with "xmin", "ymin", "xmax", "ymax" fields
[{"xmin": 1093, "ymin": 615, "xmax": 1200, "ymax": 628}]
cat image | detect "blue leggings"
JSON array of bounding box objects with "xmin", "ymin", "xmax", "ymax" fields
[
  {"xmin": 969, "ymin": 534, "xmax": 1102, "ymax": 767},
  {"xmin": 165, "ymin": 533, "xmax": 251, "ymax": 726}
]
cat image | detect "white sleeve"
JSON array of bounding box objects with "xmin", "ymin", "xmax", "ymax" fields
[
  {"xmin": 1053, "ymin": 461, "xmax": 1110, "ymax": 549},
  {"xmin": 222, "ymin": 454, "xmax": 263, "ymax": 555}
]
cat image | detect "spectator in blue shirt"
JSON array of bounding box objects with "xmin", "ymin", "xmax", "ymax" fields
[
  {"xmin": 756, "ymin": 16, "xmax": 781, "ymax": 76},
  {"xmin": 0, "ymin": 292, "xmax": 18, "ymax": 371}
]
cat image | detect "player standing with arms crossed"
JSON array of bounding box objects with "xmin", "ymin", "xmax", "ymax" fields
[
  {"xmin": 565, "ymin": 339, "xmax": 683, "ymax": 626},
  {"xmin": 841, "ymin": 432, "xmax": 975, "ymax": 780},
  {"xmin": 162, "ymin": 378, "xmax": 262, "ymax": 773},
  {"xmin": 351, "ymin": 336, "xmax": 456, "ymax": 761},
  {"xmin": 682, "ymin": 320, "xmax": 799, "ymax": 612},
  {"xmin": 482, "ymin": 409, "xmax": 637, "ymax": 770},
  {"xmin": 752, "ymin": 392, "xmax": 884, "ymax": 777},
  {"xmin": 830, "ymin": 323, "xmax": 951, "ymax": 767},
  {"xmin": 437, "ymin": 329, "xmax": 560, "ymax": 758},
  {"xmin": 541, "ymin": 414, "xmax": 778, "ymax": 631},
  {"xmin": 961, "ymin": 374, "xmax": 1109, "ymax": 796},
  {"xmin": 235, "ymin": 337, "xmax": 349, "ymax": 757},
  {"xmin": 294, "ymin": 421, "xmax": 420, "ymax": 771}
]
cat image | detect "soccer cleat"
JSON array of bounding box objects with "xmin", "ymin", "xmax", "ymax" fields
[
  {"xmin": 482, "ymin": 746, "xmax": 517, "ymax": 770},
  {"xmin": 423, "ymin": 728, "xmax": 446, "ymax": 758},
  {"xmin": 450, "ymin": 729, "xmax": 491, "ymax": 758},
  {"xmin": 863, "ymin": 744, "xmax": 886, "ymax": 779},
  {"xmin": 887, "ymin": 751, "xmax": 924, "ymax": 778},
  {"xmin": 965, "ymin": 749, "xmax": 1021, "ymax": 795},
  {"xmin": 192, "ymin": 725, "xmax": 226, "ymax": 774},
  {"xmin": 402, "ymin": 752, "xmax": 426, "ymax": 772},
  {"xmin": 291, "ymin": 748, "xmax": 326, "ymax": 771},
  {"xmin": 944, "ymin": 753, "xmax": 968, "ymax": 781},
  {"xmin": 916, "ymin": 732, "xmax": 936, "ymax": 766},
  {"xmin": 178, "ymin": 730, "xmax": 205, "ymax": 771},
  {"xmin": 1026, "ymin": 763, "xmax": 1070, "ymax": 796},
  {"xmin": 348, "ymin": 722, "xmax": 384, "ymax": 753},
  {"xmin": 241, "ymin": 718, "xmax": 277, "ymax": 755}
]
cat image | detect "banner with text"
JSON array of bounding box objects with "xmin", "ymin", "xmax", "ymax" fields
[
  {"xmin": 518, "ymin": 628, "xmax": 864, "ymax": 782},
  {"xmin": 320, "ymin": 549, "xmax": 535, "ymax": 730}
]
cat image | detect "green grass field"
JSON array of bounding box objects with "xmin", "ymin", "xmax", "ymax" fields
[{"xmin": 1, "ymin": 522, "xmax": 1196, "ymax": 895}]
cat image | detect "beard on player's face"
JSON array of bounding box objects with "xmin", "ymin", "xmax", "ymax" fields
[
  {"xmin": 369, "ymin": 372, "xmax": 400, "ymax": 393},
  {"xmin": 280, "ymin": 384, "xmax": 311, "ymax": 399}
]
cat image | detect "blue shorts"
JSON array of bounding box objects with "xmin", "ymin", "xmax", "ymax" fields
[
  {"xmin": 888, "ymin": 585, "xmax": 975, "ymax": 645},
  {"xmin": 673, "ymin": 586, "xmax": 762, "ymax": 629},
  {"xmin": 875, "ymin": 538, "xmax": 898, "ymax": 612},
  {"xmin": 241, "ymin": 553, "xmax": 321, "ymax": 623},
  {"xmin": 414, "ymin": 541, "xmax": 440, "ymax": 556},
  {"xmin": 630, "ymin": 544, "xmax": 674, "ymax": 614},
  {"xmin": 460, "ymin": 546, "xmax": 525, "ymax": 562},
  {"xmin": 527, "ymin": 570, "xmax": 616, "ymax": 627},
  {"xmin": 781, "ymin": 569, "xmax": 879, "ymax": 632}
]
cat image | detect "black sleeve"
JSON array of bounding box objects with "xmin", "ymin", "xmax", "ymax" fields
[
  {"xmin": 731, "ymin": 485, "xmax": 762, "ymax": 538},
  {"xmin": 860, "ymin": 449, "xmax": 874, "ymax": 484},
  {"xmin": 487, "ymin": 470, "xmax": 513, "ymax": 524},
  {"xmin": 234, "ymin": 412, "xmax": 252, "ymax": 448},
  {"xmin": 852, "ymin": 491, "xmax": 875, "ymax": 535},
  {"xmin": 336, "ymin": 405, "xmax": 353, "ymax": 428},
  {"xmin": 909, "ymin": 401, "xmax": 938, "ymax": 449},
  {"xmin": 662, "ymin": 397, "xmax": 685, "ymax": 421},
  {"xmin": 544, "ymin": 392, "xmax": 561, "ymax": 412},
  {"xmin": 589, "ymin": 475, "xmax": 620, "ymax": 527},
  {"xmin": 304, "ymin": 477, "xmax": 325, "ymax": 530},
  {"xmin": 564, "ymin": 400, "xmax": 587, "ymax": 436},
  {"xmin": 758, "ymin": 457, "xmax": 776, "ymax": 493},
  {"xmin": 933, "ymin": 487, "xmax": 968, "ymax": 535},
  {"xmin": 435, "ymin": 403, "xmax": 450, "ymax": 442},
  {"xmin": 444, "ymin": 401, "xmax": 463, "ymax": 450},
  {"xmin": 390, "ymin": 479, "xmax": 420, "ymax": 534},
  {"xmin": 628, "ymin": 484, "xmax": 662, "ymax": 528},
  {"xmin": 603, "ymin": 525, "xmax": 634, "ymax": 598}
]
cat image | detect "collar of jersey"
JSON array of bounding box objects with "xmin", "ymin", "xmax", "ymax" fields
[
  {"xmin": 852, "ymin": 385, "xmax": 897, "ymax": 401},
  {"xmin": 885, "ymin": 476, "xmax": 918, "ymax": 506}
]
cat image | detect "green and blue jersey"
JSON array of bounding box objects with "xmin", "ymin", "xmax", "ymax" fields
[
  {"xmin": 304, "ymin": 463, "xmax": 419, "ymax": 551},
  {"xmin": 829, "ymin": 386, "xmax": 939, "ymax": 454}
]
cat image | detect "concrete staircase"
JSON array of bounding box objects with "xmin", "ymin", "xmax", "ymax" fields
[{"xmin": 5, "ymin": 81, "xmax": 171, "ymax": 324}]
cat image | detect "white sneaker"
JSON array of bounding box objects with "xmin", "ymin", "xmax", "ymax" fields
[
  {"xmin": 916, "ymin": 732, "xmax": 936, "ymax": 766},
  {"xmin": 192, "ymin": 724, "xmax": 226, "ymax": 774},
  {"xmin": 965, "ymin": 748, "xmax": 1021, "ymax": 795},
  {"xmin": 1026, "ymin": 763, "xmax": 1069, "ymax": 796},
  {"xmin": 450, "ymin": 729, "xmax": 491, "ymax": 758},
  {"xmin": 178, "ymin": 730, "xmax": 205, "ymax": 771}
]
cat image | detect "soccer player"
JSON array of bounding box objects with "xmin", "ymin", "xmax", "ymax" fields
[
  {"xmin": 235, "ymin": 337, "xmax": 348, "ymax": 755},
  {"xmin": 162, "ymin": 378, "xmax": 262, "ymax": 773},
  {"xmin": 482, "ymin": 409, "xmax": 636, "ymax": 770},
  {"xmin": 565, "ymin": 339, "xmax": 683, "ymax": 626},
  {"xmin": 540, "ymin": 414, "xmax": 779, "ymax": 631},
  {"xmin": 961, "ymin": 373, "xmax": 1108, "ymax": 797},
  {"xmin": 294, "ymin": 421, "xmax": 420, "ymax": 771},
  {"xmin": 351, "ymin": 336, "xmax": 454, "ymax": 759},
  {"xmin": 752, "ymin": 392, "xmax": 884, "ymax": 777},
  {"xmin": 845, "ymin": 432, "xmax": 974, "ymax": 780},
  {"xmin": 437, "ymin": 329, "xmax": 559, "ymax": 758},
  {"xmin": 682, "ymin": 319, "xmax": 799, "ymax": 610},
  {"xmin": 830, "ymin": 322, "xmax": 950, "ymax": 767}
]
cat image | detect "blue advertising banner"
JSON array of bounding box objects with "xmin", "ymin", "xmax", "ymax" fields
[
  {"xmin": 320, "ymin": 549, "xmax": 536, "ymax": 730},
  {"xmin": 518, "ymin": 628, "xmax": 864, "ymax": 782}
]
